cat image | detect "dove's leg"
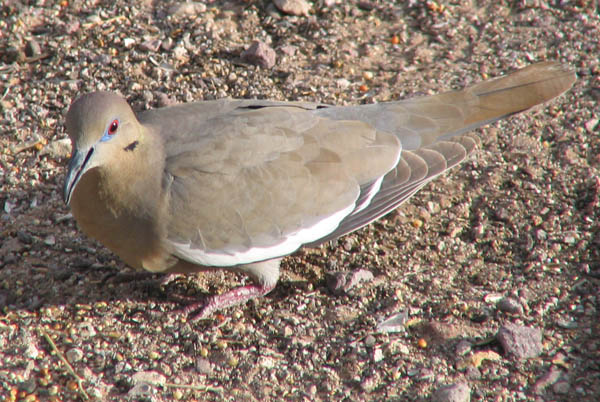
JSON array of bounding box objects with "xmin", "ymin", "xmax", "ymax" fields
[{"xmin": 181, "ymin": 258, "xmax": 281, "ymax": 321}]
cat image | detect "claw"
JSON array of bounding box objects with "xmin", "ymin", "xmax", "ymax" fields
[{"xmin": 179, "ymin": 283, "xmax": 276, "ymax": 321}]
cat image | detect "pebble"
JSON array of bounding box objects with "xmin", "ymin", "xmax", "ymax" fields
[
  {"xmin": 259, "ymin": 356, "xmax": 276, "ymax": 369},
  {"xmin": 496, "ymin": 323, "xmax": 542, "ymax": 359},
  {"xmin": 360, "ymin": 375, "xmax": 377, "ymax": 392},
  {"xmin": 273, "ymin": 0, "xmax": 311, "ymax": 16},
  {"xmin": 195, "ymin": 358, "xmax": 213, "ymax": 375},
  {"xmin": 497, "ymin": 297, "xmax": 524, "ymax": 314},
  {"xmin": 241, "ymin": 41, "xmax": 277, "ymax": 69},
  {"xmin": 122, "ymin": 38, "xmax": 136, "ymax": 48},
  {"xmin": 376, "ymin": 310, "xmax": 409, "ymax": 333},
  {"xmin": 483, "ymin": 293, "xmax": 503, "ymax": 304},
  {"xmin": 279, "ymin": 44, "xmax": 297, "ymax": 56},
  {"xmin": 128, "ymin": 371, "xmax": 166, "ymax": 398},
  {"xmin": 44, "ymin": 235, "xmax": 56, "ymax": 246},
  {"xmin": 532, "ymin": 366, "xmax": 562, "ymax": 394},
  {"xmin": 455, "ymin": 340, "xmax": 472, "ymax": 356},
  {"xmin": 66, "ymin": 347, "xmax": 84, "ymax": 363},
  {"xmin": 127, "ymin": 382, "xmax": 154, "ymax": 398},
  {"xmin": 336, "ymin": 78, "xmax": 351, "ymax": 89},
  {"xmin": 168, "ymin": 2, "xmax": 207, "ymax": 17},
  {"xmin": 372, "ymin": 347, "xmax": 384, "ymax": 363},
  {"xmin": 140, "ymin": 39, "xmax": 162, "ymax": 53},
  {"xmin": 432, "ymin": 382, "xmax": 471, "ymax": 402},
  {"xmin": 326, "ymin": 269, "xmax": 374, "ymax": 295},
  {"xmin": 407, "ymin": 367, "xmax": 434, "ymax": 381},
  {"xmin": 19, "ymin": 379, "xmax": 36, "ymax": 394},
  {"xmin": 556, "ymin": 318, "xmax": 578, "ymax": 329},
  {"xmin": 465, "ymin": 366, "xmax": 481, "ymax": 380},
  {"xmin": 77, "ymin": 322, "xmax": 97, "ymax": 338},
  {"xmin": 584, "ymin": 118, "xmax": 598, "ymax": 133},
  {"xmin": 553, "ymin": 380, "xmax": 570, "ymax": 394},
  {"xmin": 25, "ymin": 40, "xmax": 42, "ymax": 58}
]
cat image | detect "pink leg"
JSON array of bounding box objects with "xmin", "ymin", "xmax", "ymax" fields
[{"xmin": 181, "ymin": 283, "xmax": 276, "ymax": 321}]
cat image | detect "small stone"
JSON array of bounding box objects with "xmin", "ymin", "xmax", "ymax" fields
[
  {"xmin": 497, "ymin": 323, "xmax": 542, "ymax": 359},
  {"xmin": 432, "ymin": 382, "xmax": 471, "ymax": 402},
  {"xmin": 127, "ymin": 383, "xmax": 154, "ymax": 398},
  {"xmin": 483, "ymin": 293, "xmax": 503, "ymax": 304},
  {"xmin": 123, "ymin": 38, "xmax": 136, "ymax": 48},
  {"xmin": 65, "ymin": 20, "xmax": 80, "ymax": 34},
  {"xmin": 455, "ymin": 340, "xmax": 472, "ymax": 356},
  {"xmin": 282, "ymin": 325, "xmax": 293, "ymax": 337},
  {"xmin": 77, "ymin": 322, "xmax": 97, "ymax": 338},
  {"xmin": 336, "ymin": 78, "xmax": 351, "ymax": 89},
  {"xmin": 66, "ymin": 348, "xmax": 84, "ymax": 363},
  {"xmin": 172, "ymin": 48, "xmax": 186, "ymax": 63},
  {"xmin": 161, "ymin": 37, "xmax": 174, "ymax": 51},
  {"xmin": 195, "ymin": 358, "xmax": 212, "ymax": 375},
  {"xmin": 376, "ymin": 310, "xmax": 409, "ymax": 333},
  {"xmin": 155, "ymin": 92, "xmax": 176, "ymax": 108},
  {"xmin": 140, "ymin": 39, "xmax": 162, "ymax": 52},
  {"xmin": 372, "ymin": 347, "xmax": 384, "ymax": 363},
  {"xmin": 19, "ymin": 379, "xmax": 37, "ymax": 394},
  {"xmin": 533, "ymin": 367, "xmax": 562, "ymax": 395},
  {"xmin": 168, "ymin": 2, "xmax": 207, "ymax": 17},
  {"xmin": 465, "ymin": 366, "xmax": 481, "ymax": 380},
  {"xmin": 414, "ymin": 368, "xmax": 434, "ymax": 381},
  {"xmin": 86, "ymin": 14, "xmax": 101, "ymax": 24},
  {"xmin": 553, "ymin": 380, "xmax": 570, "ymax": 394},
  {"xmin": 241, "ymin": 41, "xmax": 277, "ymax": 69},
  {"xmin": 259, "ymin": 356, "xmax": 276, "ymax": 368},
  {"xmin": 556, "ymin": 318, "xmax": 578, "ymax": 329},
  {"xmin": 326, "ymin": 269, "xmax": 374, "ymax": 295},
  {"xmin": 25, "ymin": 39, "xmax": 42, "ymax": 58},
  {"xmin": 584, "ymin": 118, "xmax": 598, "ymax": 133},
  {"xmin": 131, "ymin": 370, "xmax": 166, "ymax": 387},
  {"xmin": 44, "ymin": 235, "xmax": 56, "ymax": 246},
  {"xmin": 279, "ymin": 45, "xmax": 297, "ymax": 56},
  {"xmin": 497, "ymin": 297, "xmax": 524, "ymax": 315},
  {"xmin": 360, "ymin": 375, "xmax": 377, "ymax": 392},
  {"xmin": 273, "ymin": 0, "xmax": 311, "ymax": 16},
  {"xmin": 364, "ymin": 334, "xmax": 376, "ymax": 347},
  {"xmin": 1, "ymin": 237, "xmax": 24, "ymax": 254}
]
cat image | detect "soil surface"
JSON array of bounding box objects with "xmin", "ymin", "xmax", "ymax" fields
[{"xmin": 1, "ymin": 0, "xmax": 599, "ymax": 401}]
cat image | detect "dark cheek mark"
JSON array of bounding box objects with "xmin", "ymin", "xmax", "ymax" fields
[{"xmin": 124, "ymin": 141, "xmax": 139, "ymax": 152}]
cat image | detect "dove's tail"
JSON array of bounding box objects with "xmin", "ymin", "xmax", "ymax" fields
[{"xmin": 310, "ymin": 62, "xmax": 576, "ymax": 244}]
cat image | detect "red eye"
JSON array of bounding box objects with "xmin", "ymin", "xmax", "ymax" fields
[{"xmin": 108, "ymin": 119, "xmax": 119, "ymax": 135}]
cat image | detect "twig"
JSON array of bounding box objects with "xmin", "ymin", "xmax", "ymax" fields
[{"xmin": 39, "ymin": 329, "xmax": 89, "ymax": 401}]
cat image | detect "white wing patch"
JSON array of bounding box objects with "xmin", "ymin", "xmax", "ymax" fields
[{"xmin": 170, "ymin": 202, "xmax": 356, "ymax": 267}]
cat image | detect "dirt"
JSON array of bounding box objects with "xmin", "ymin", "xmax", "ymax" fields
[{"xmin": 1, "ymin": 0, "xmax": 599, "ymax": 400}]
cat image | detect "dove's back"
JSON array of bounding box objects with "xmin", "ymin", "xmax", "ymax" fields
[
  {"xmin": 136, "ymin": 62, "xmax": 575, "ymax": 265},
  {"xmin": 308, "ymin": 61, "xmax": 576, "ymax": 243}
]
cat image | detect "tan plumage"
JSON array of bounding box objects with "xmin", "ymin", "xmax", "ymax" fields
[{"xmin": 64, "ymin": 61, "xmax": 576, "ymax": 319}]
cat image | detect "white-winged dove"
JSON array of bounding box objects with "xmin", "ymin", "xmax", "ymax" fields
[{"xmin": 64, "ymin": 62, "xmax": 575, "ymax": 319}]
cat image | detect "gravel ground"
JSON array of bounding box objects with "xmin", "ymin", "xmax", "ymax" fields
[{"xmin": 1, "ymin": 0, "xmax": 599, "ymax": 401}]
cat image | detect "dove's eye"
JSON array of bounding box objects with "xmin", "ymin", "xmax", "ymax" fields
[{"xmin": 107, "ymin": 119, "xmax": 119, "ymax": 135}]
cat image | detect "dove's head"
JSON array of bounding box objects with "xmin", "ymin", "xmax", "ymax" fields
[{"xmin": 63, "ymin": 91, "xmax": 145, "ymax": 205}]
